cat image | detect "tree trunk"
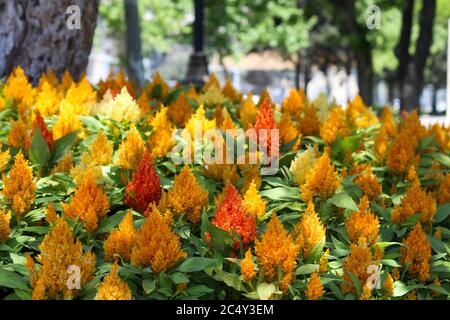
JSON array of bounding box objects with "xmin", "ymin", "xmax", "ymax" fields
[
  {"xmin": 431, "ymin": 84, "xmax": 437, "ymax": 114},
  {"xmin": 124, "ymin": 0, "xmax": 145, "ymax": 89},
  {"xmin": 294, "ymin": 51, "xmax": 301, "ymax": 90},
  {"xmin": 355, "ymin": 51, "xmax": 373, "ymax": 104},
  {"xmin": 401, "ymin": 0, "xmax": 436, "ymax": 111},
  {"xmin": 0, "ymin": 0, "xmax": 99, "ymax": 84}
]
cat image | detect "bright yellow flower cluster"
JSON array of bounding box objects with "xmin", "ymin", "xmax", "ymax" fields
[
  {"xmin": 149, "ymin": 106, "xmax": 175, "ymax": 158},
  {"xmin": 115, "ymin": 125, "xmax": 146, "ymax": 170},
  {"xmin": 320, "ymin": 106, "xmax": 350, "ymax": 144},
  {"xmin": 96, "ymin": 262, "xmax": 133, "ymax": 300},
  {"xmin": 240, "ymin": 249, "xmax": 256, "ymax": 282},
  {"xmin": 345, "ymin": 196, "xmax": 379, "ymax": 245},
  {"xmin": 104, "ymin": 211, "xmax": 135, "ymax": 262},
  {"xmin": 0, "ymin": 209, "xmax": 11, "ymax": 243},
  {"xmin": 400, "ymin": 223, "xmax": 431, "ymax": 282},
  {"xmin": 243, "ymin": 181, "xmax": 266, "ymax": 219},
  {"xmin": 295, "ymin": 202, "xmax": 326, "ymax": 259},
  {"xmin": 27, "ymin": 217, "xmax": 96, "ymax": 300},
  {"xmin": 342, "ymin": 243, "xmax": 377, "ymax": 294},
  {"xmin": 306, "ymin": 272, "xmax": 324, "ymax": 300},
  {"xmin": 1, "ymin": 152, "xmax": 36, "ymax": 216},
  {"xmin": 290, "ymin": 145, "xmax": 317, "ymax": 186}
]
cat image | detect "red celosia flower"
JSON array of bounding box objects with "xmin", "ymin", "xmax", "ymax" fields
[
  {"xmin": 125, "ymin": 149, "xmax": 162, "ymax": 214},
  {"xmin": 211, "ymin": 183, "xmax": 256, "ymax": 249},
  {"xmin": 254, "ymin": 97, "xmax": 279, "ymax": 157},
  {"xmin": 27, "ymin": 111, "xmax": 54, "ymax": 150}
]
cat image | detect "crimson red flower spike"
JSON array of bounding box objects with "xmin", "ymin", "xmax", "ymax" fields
[
  {"xmin": 27, "ymin": 110, "xmax": 54, "ymax": 150},
  {"xmin": 125, "ymin": 149, "xmax": 162, "ymax": 214}
]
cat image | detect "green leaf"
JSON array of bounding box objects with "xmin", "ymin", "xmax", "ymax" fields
[
  {"xmin": 347, "ymin": 272, "xmax": 362, "ymax": 297},
  {"xmin": 51, "ymin": 130, "xmax": 79, "ymax": 164},
  {"xmin": 29, "ymin": 127, "xmax": 51, "ymax": 167},
  {"xmin": 171, "ymin": 272, "xmax": 190, "ymax": 284},
  {"xmin": 435, "ymin": 204, "xmax": 450, "ymax": 223},
  {"xmin": 206, "ymin": 219, "xmax": 234, "ymax": 253},
  {"xmin": 213, "ymin": 271, "xmax": 243, "ymax": 291},
  {"xmin": 380, "ymin": 259, "xmax": 402, "ymax": 267},
  {"xmin": 257, "ymin": 283, "xmax": 276, "ymax": 300},
  {"xmin": 427, "ymin": 152, "xmax": 450, "ymax": 168},
  {"xmin": 427, "ymin": 235, "xmax": 448, "ymax": 254},
  {"xmin": 178, "ymin": 257, "xmax": 218, "ymax": 273},
  {"xmin": 95, "ymin": 211, "xmax": 127, "ymax": 234},
  {"xmin": 295, "ymin": 264, "xmax": 319, "ymax": 275},
  {"xmin": 142, "ymin": 279, "xmax": 156, "ymax": 294},
  {"xmin": 259, "ymin": 186, "xmax": 299, "ymax": 201},
  {"xmin": 328, "ymin": 192, "xmax": 359, "ymax": 212},
  {"xmin": 0, "ymin": 269, "xmax": 28, "ymax": 290},
  {"xmin": 184, "ymin": 285, "xmax": 214, "ymax": 297}
]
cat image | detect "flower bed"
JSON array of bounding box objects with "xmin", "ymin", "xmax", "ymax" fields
[{"xmin": 0, "ymin": 67, "xmax": 449, "ymax": 300}]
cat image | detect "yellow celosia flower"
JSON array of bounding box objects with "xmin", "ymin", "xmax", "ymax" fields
[
  {"xmin": 296, "ymin": 201, "xmax": 326, "ymax": 258},
  {"xmin": 34, "ymin": 80, "xmax": 62, "ymax": 116},
  {"xmin": 239, "ymin": 93, "xmax": 258, "ymax": 129},
  {"xmin": 97, "ymin": 87, "xmax": 141, "ymax": 123},
  {"xmin": 320, "ymin": 106, "xmax": 350, "ymax": 144},
  {"xmin": 131, "ymin": 205, "xmax": 186, "ymax": 273},
  {"xmin": 8, "ymin": 117, "xmax": 29, "ymax": 149},
  {"xmin": 279, "ymin": 112, "xmax": 301, "ymax": 150},
  {"xmin": 240, "ymin": 162, "xmax": 262, "ymax": 194},
  {"xmin": 60, "ymin": 70, "xmax": 74, "ymax": 92},
  {"xmin": 345, "ymin": 196, "xmax": 379, "ymax": 245},
  {"xmin": 0, "ymin": 146, "xmax": 11, "ymax": 174},
  {"xmin": 0, "ymin": 209, "xmax": 11, "ymax": 243},
  {"xmin": 314, "ymin": 93, "xmax": 331, "ymax": 123},
  {"xmin": 437, "ymin": 173, "xmax": 450, "ymax": 204},
  {"xmin": 374, "ymin": 131, "xmax": 389, "ymax": 161},
  {"xmin": 70, "ymin": 152, "xmax": 103, "ymax": 185},
  {"xmin": 200, "ymin": 85, "xmax": 229, "ymax": 106},
  {"xmin": 167, "ymin": 93, "xmax": 193, "ymax": 127},
  {"xmin": 241, "ymin": 249, "xmax": 256, "ymax": 282},
  {"xmin": 354, "ymin": 166, "xmax": 381, "ymax": 200},
  {"xmin": 383, "ymin": 272, "xmax": 394, "ymax": 297},
  {"xmin": 96, "ymin": 262, "xmax": 133, "ymax": 300},
  {"xmin": 400, "ymin": 223, "xmax": 431, "ymax": 282},
  {"xmin": 290, "ymin": 146, "xmax": 317, "ymax": 186},
  {"xmin": 301, "ymin": 153, "xmax": 340, "ymax": 201},
  {"xmin": 52, "ymin": 108, "xmax": 83, "ymax": 140},
  {"xmin": 282, "ymin": 88, "xmax": 305, "ymax": 116},
  {"xmin": 104, "ymin": 211, "xmax": 135, "ymax": 262},
  {"xmin": 306, "ymin": 272, "xmax": 324, "ymax": 300},
  {"xmin": 359, "ymin": 285, "xmax": 372, "ymax": 300},
  {"xmin": 391, "ymin": 176, "xmax": 436, "ymax": 224},
  {"xmin": 342, "ymin": 243, "xmax": 377, "ymax": 294},
  {"xmin": 243, "ymin": 181, "xmax": 266, "ymax": 219},
  {"xmin": 115, "ymin": 125, "xmax": 146, "ymax": 170},
  {"xmin": 51, "ymin": 153, "xmax": 73, "ymax": 174},
  {"xmin": 255, "ymin": 214, "xmax": 300, "ymax": 290},
  {"xmin": 2, "ymin": 152, "xmax": 36, "ymax": 216},
  {"xmin": 45, "ymin": 203, "xmax": 58, "ymax": 225},
  {"xmin": 149, "ymin": 106, "xmax": 175, "ymax": 158},
  {"xmin": 222, "ymin": 79, "xmax": 243, "ymax": 103},
  {"xmin": 203, "ymin": 73, "xmax": 221, "ymax": 91},
  {"xmin": 166, "ymin": 166, "xmax": 209, "ymax": 223},
  {"xmin": 62, "ymin": 76, "xmax": 97, "ymax": 115},
  {"xmin": 3, "ymin": 66, "xmax": 35, "ymax": 114},
  {"xmin": 137, "ymin": 92, "xmax": 151, "ymax": 115},
  {"xmin": 345, "ymin": 95, "xmax": 378, "ymax": 129},
  {"xmin": 89, "ymin": 130, "xmax": 113, "ymax": 165},
  {"xmin": 319, "ymin": 249, "xmax": 329, "ymax": 273},
  {"xmin": 27, "ymin": 217, "xmax": 96, "ymax": 300},
  {"xmin": 63, "ymin": 168, "xmax": 110, "ymax": 233}
]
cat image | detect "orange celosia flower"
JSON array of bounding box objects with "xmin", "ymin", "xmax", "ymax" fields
[
  {"xmin": 354, "ymin": 166, "xmax": 381, "ymax": 200},
  {"xmin": 167, "ymin": 93, "xmax": 193, "ymax": 127},
  {"xmin": 52, "ymin": 108, "xmax": 84, "ymax": 140},
  {"xmin": 137, "ymin": 92, "xmax": 151, "ymax": 115},
  {"xmin": 241, "ymin": 249, "xmax": 256, "ymax": 282},
  {"xmin": 2, "ymin": 152, "xmax": 36, "ymax": 216},
  {"xmin": 0, "ymin": 145, "xmax": 11, "ymax": 174},
  {"xmin": 400, "ymin": 223, "xmax": 431, "ymax": 282},
  {"xmin": 301, "ymin": 153, "xmax": 340, "ymax": 201},
  {"xmin": 89, "ymin": 130, "xmax": 113, "ymax": 165},
  {"xmin": 166, "ymin": 166, "xmax": 208, "ymax": 223},
  {"xmin": 359, "ymin": 285, "xmax": 372, "ymax": 300},
  {"xmin": 203, "ymin": 73, "xmax": 221, "ymax": 91},
  {"xmin": 279, "ymin": 112, "xmax": 301, "ymax": 150},
  {"xmin": 8, "ymin": 117, "xmax": 29, "ymax": 149},
  {"xmin": 391, "ymin": 176, "xmax": 436, "ymax": 224},
  {"xmin": 383, "ymin": 272, "xmax": 394, "ymax": 297},
  {"xmin": 306, "ymin": 272, "xmax": 324, "ymax": 300},
  {"xmin": 0, "ymin": 209, "xmax": 11, "ymax": 243},
  {"xmin": 299, "ymin": 103, "xmax": 321, "ymax": 136},
  {"xmin": 386, "ymin": 131, "xmax": 418, "ymax": 174},
  {"xmin": 392, "ymin": 268, "xmax": 400, "ymax": 281},
  {"xmin": 405, "ymin": 289, "xmax": 417, "ymax": 300},
  {"xmin": 104, "ymin": 211, "xmax": 135, "ymax": 262},
  {"xmin": 145, "ymin": 72, "xmax": 170, "ymax": 99},
  {"xmin": 345, "ymin": 196, "xmax": 379, "ymax": 245},
  {"xmin": 60, "ymin": 70, "xmax": 74, "ymax": 92},
  {"xmin": 319, "ymin": 249, "xmax": 329, "ymax": 273},
  {"xmin": 62, "ymin": 168, "xmax": 110, "ymax": 232},
  {"xmin": 379, "ymin": 107, "xmax": 397, "ymax": 137},
  {"xmin": 282, "ymin": 88, "xmax": 305, "ymax": 116},
  {"xmin": 45, "ymin": 203, "xmax": 58, "ymax": 225},
  {"xmin": 51, "ymin": 152, "xmax": 73, "ymax": 174},
  {"xmin": 254, "ymin": 97, "xmax": 279, "ymax": 157},
  {"xmin": 98, "ymin": 70, "xmax": 135, "ymax": 98},
  {"xmin": 320, "ymin": 106, "xmax": 349, "ymax": 144},
  {"xmin": 296, "ymin": 201, "xmax": 326, "ymax": 259},
  {"xmin": 125, "ymin": 149, "xmax": 162, "ymax": 214},
  {"xmin": 255, "ymin": 214, "xmax": 300, "ymax": 290},
  {"xmin": 342, "ymin": 243, "xmax": 377, "ymax": 294},
  {"xmin": 116, "ymin": 125, "xmax": 146, "ymax": 170},
  {"xmin": 28, "ymin": 111, "xmax": 54, "ymax": 150},
  {"xmin": 437, "ymin": 173, "xmax": 450, "ymax": 204},
  {"xmin": 211, "ymin": 183, "xmax": 256, "ymax": 249},
  {"xmin": 131, "ymin": 205, "xmax": 186, "ymax": 273},
  {"xmin": 62, "ymin": 76, "xmax": 97, "ymax": 115},
  {"xmin": 35, "ymin": 80, "xmax": 62, "ymax": 116},
  {"xmin": 345, "ymin": 96, "xmax": 378, "ymax": 129},
  {"xmin": 3, "ymin": 66, "xmax": 35, "ymax": 116},
  {"xmin": 239, "ymin": 93, "xmax": 258, "ymax": 129},
  {"xmin": 149, "ymin": 106, "xmax": 175, "ymax": 158},
  {"xmin": 243, "ymin": 180, "xmax": 266, "ymax": 219},
  {"xmin": 27, "ymin": 217, "xmax": 96, "ymax": 300},
  {"xmin": 222, "ymin": 79, "xmax": 243, "ymax": 103},
  {"xmin": 96, "ymin": 262, "xmax": 133, "ymax": 300}
]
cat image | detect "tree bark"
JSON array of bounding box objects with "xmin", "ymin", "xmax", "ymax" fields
[
  {"xmin": 395, "ymin": 0, "xmax": 414, "ymax": 90},
  {"xmin": 0, "ymin": 0, "xmax": 99, "ymax": 84},
  {"xmin": 124, "ymin": 0, "xmax": 145, "ymax": 89},
  {"xmin": 401, "ymin": 0, "xmax": 436, "ymax": 111}
]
